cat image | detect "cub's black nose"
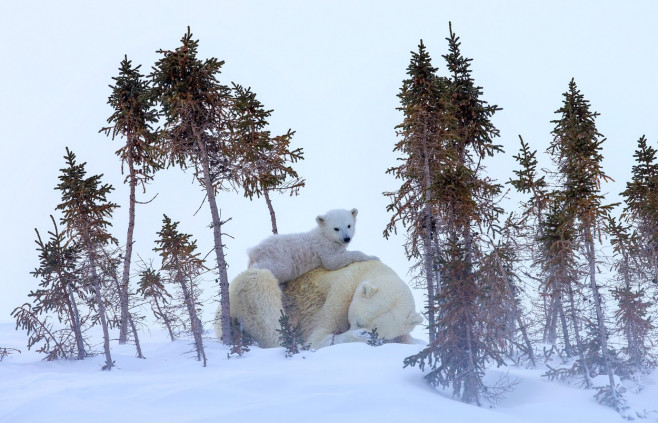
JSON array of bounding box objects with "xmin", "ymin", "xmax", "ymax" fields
[{"xmin": 343, "ymin": 237, "xmax": 351, "ymax": 243}]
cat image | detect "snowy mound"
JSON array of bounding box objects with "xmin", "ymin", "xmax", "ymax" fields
[{"xmin": 2, "ymin": 323, "xmax": 657, "ymax": 423}]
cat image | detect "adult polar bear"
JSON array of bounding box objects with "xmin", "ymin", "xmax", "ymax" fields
[{"xmin": 215, "ymin": 260, "xmax": 423, "ymax": 349}]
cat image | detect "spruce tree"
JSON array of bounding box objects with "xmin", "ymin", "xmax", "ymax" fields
[
  {"xmin": 229, "ymin": 83, "xmax": 304, "ymax": 234},
  {"xmin": 508, "ymin": 136, "xmax": 567, "ymax": 348},
  {"xmin": 432, "ymin": 23, "xmax": 505, "ymax": 405},
  {"xmin": 384, "ymin": 39, "xmax": 455, "ymax": 344},
  {"xmin": 101, "ymin": 55, "xmax": 160, "ymax": 345},
  {"xmin": 548, "ymin": 78, "xmax": 622, "ymax": 408},
  {"xmin": 55, "ymin": 148, "xmax": 119, "ymax": 370},
  {"xmin": 276, "ymin": 310, "xmax": 306, "ymax": 358},
  {"xmin": 621, "ymin": 135, "xmax": 658, "ymax": 280},
  {"xmin": 607, "ymin": 217, "xmax": 654, "ymax": 376},
  {"xmin": 227, "ymin": 318, "xmax": 251, "ymax": 358},
  {"xmin": 154, "ymin": 214, "xmax": 208, "ymax": 366},
  {"xmin": 150, "ymin": 28, "xmax": 234, "ymax": 344},
  {"xmin": 12, "ymin": 216, "xmax": 87, "ymax": 360},
  {"xmin": 137, "ymin": 265, "xmax": 179, "ymax": 342},
  {"xmin": 400, "ymin": 24, "xmax": 507, "ymax": 405},
  {"xmin": 614, "ymin": 136, "xmax": 658, "ymax": 376}
]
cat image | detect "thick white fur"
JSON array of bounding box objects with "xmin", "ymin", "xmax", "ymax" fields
[
  {"xmin": 215, "ymin": 260, "xmax": 423, "ymax": 349},
  {"xmin": 247, "ymin": 208, "xmax": 378, "ymax": 283}
]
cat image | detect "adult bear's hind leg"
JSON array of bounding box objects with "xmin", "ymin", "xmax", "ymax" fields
[{"xmin": 225, "ymin": 269, "xmax": 284, "ymax": 348}]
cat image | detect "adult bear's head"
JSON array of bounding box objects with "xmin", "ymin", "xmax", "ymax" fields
[{"xmin": 347, "ymin": 263, "xmax": 423, "ymax": 342}]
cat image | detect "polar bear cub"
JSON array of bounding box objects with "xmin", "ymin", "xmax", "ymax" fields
[{"xmin": 247, "ymin": 208, "xmax": 378, "ymax": 284}]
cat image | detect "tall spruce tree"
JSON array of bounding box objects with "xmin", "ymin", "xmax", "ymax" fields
[
  {"xmin": 431, "ymin": 23, "xmax": 505, "ymax": 405},
  {"xmin": 55, "ymin": 148, "xmax": 119, "ymax": 370},
  {"xmin": 548, "ymin": 79, "xmax": 623, "ymax": 408},
  {"xmin": 384, "ymin": 39, "xmax": 455, "ymax": 343},
  {"xmin": 607, "ymin": 217, "xmax": 654, "ymax": 376},
  {"xmin": 150, "ymin": 28, "xmax": 234, "ymax": 344},
  {"xmin": 615, "ymin": 136, "xmax": 658, "ymax": 376},
  {"xmin": 229, "ymin": 83, "xmax": 304, "ymax": 234},
  {"xmin": 399, "ymin": 24, "xmax": 508, "ymax": 405},
  {"xmin": 621, "ymin": 135, "xmax": 658, "ymax": 280},
  {"xmin": 154, "ymin": 215, "xmax": 208, "ymax": 366},
  {"xmin": 101, "ymin": 55, "xmax": 160, "ymax": 345}
]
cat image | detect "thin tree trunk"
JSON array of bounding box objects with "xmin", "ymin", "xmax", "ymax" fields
[
  {"xmin": 422, "ymin": 213, "xmax": 437, "ymax": 344},
  {"xmin": 515, "ymin": 312, "xmax": 536, "ymax": 366},
  {"xmin": 557, "ymin": 298, "xmax": 573, "ymax": 356},
  {"xmin": 178, "ymin": 273, "xmax": 206, "ymax": 366},
  {"xmin": 585, "ymin": 228, "xmax": 617, "ymax": 394},
  {"xmin": 196, "ymin": 136, "xmax": 232, "ymax": 345},
  {"xmin": 619, "ymin": 250, "xmax": 642, "ymax": 373},
  {"xmin": 154, "ymin": 299, "xmax": 176, "ymax": 342},
  {"xmin": 462, "ymin": 313, "xmax": 480, "ymax": 406},
  {"xmin": 88, "ymin": 251, "xmax": 113, "ymax": 371},
  {"xmin": 544, "ymin": 295, "xmax": 559, "ymax": 344},
  {"xmin": 118, "ymin": 153, "xmax": 137, "ymax": 344},
  {"xmin": 566, "ymin": 281, "xmax": 591, "ymax": 387},
  {"xmin": 128, "ymin": 312, "xmax": 144, "ymax": 359},
  {"xmin": 264, "ymin": 188, "xmax": 278, "ymax": 235},
  {"xmin": 66, "ymin": 285, "xmax": 85, "ymax": 360},
  {"xmin": 110, "ymin": 260, "xmax": 142, "ymax": 358},
  {"xmin": 421, "ymin": 133, "xmax": 438, "ymax": 344}
]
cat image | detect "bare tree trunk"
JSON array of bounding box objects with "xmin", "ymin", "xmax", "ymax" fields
[
  {"xmin": 178, "ymin": 274, "xmax": 206, "ymax": 366},
  {"xmin": 110, "ymin": 261, "xmax": 142, "ymax": 358},
  {"xmin": 196, "ymin": 138, "xmax": 232, "ymax": 345},
  {"xmin": 66, "ymin": 285, "xmax": 86, "ymax": 360},
  {"xmin": 585, "ymin": 227, "xmax": 617, "ymax": 394},
  {"xmin": 118, "ymin": 153, "xmax": 137, "ymax": 344},
  {"xmin": 557, "ymin": 299, "xmax": 573, "ymax": 356},
  {"xmin": 462, "ymin": 313, "xmax": 480, "ymax": 406},
  {"xmin": 88, "ymin": 251, "xmax": 114, "ymax": 371},
  {"xmin": 544, "ymin": 295, "xmax": 558, "ymax": 344},
  {"xmin": 566, "ymin": 281, "xmax": 591, "ymax": 387},
  {"xmin": 154, "ymin": 300, "xmax": 176, "ymax": 342},
  {"xmin": 421, "ymin": 134, "xmax": 438, "ymax": 343},
  {"xmin": 128, "ymin": 312, "xmax": 144, "ymax": 359},
  {"xmin": 263, "ymin": 188, "xmax": 278, "ymax": 235},
  {"xmin": 515, "ymin": 312, "xmax": 536, "ymax": 366},
  {"xmin": 422, "ymin": 213, "xmax": 437, "ymax": 344}
]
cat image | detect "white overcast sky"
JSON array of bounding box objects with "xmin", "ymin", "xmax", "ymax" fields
[{"xmin": 1, "ymin": 0, "xmax": 657, "ymax": 322}]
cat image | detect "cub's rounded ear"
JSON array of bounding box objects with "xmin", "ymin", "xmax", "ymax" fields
[
  {"xmin": 358, "ymin": 281, "xmax": 379, "ymax": 298},
  {"xmin": 351, "ymin": 208, "xmax": 358, "ymax": 218},
  {"xmin": 316, "ymin": 215, "xmax": 326, "ymax": 225}
]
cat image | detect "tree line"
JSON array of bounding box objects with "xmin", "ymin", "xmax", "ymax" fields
[
  {"xmin": 389, "ymin": 23, "xmax": 656, "ymax": 410},
  {"xmin": 8, "ymin": 24, "xmax": 657, "ymax": 412},
  {"xmin": 12, "ymin": 27, "xmax": 303, "ymax": 369}
]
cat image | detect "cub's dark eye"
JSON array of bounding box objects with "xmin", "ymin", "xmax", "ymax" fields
[
  {"xmin": 348, "ymin": 225, "xmax": 351, "ymax": 228},
  {"xmin": 334, "ymin": 228, "xmax": 339, "ymax": 231}
]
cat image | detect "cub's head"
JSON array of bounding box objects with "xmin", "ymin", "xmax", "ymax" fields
[
  {"xmin": 316, "ymin": 208, "xmax": 358, "ymax": 245},
  {"xmin": 347, "ymin": 272, "xmax": 423, "ymax": 342}
]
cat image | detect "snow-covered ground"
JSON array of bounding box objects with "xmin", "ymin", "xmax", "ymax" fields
[{"xmin": 1, "ymin": 323, "xmax": 656, "ymax": 423}]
